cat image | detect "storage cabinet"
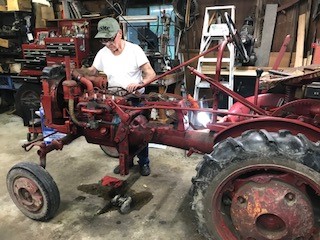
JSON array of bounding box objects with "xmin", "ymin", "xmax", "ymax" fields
[
  {"xmin": 0, "ymin": 11, "xmax": 32, "ymax": 60},
  {"xmin": 0, "ymin": 11, "xmax": 33, "ymax": 113}
]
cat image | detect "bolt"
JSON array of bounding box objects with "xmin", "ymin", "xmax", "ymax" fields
[
  {"xmin": 285, "ymin": 192, "xmax": 295, "ymax": 201},
  {"xmin": 222, "ymin": 196, "xmax": 232, "ymax": 206},
  {"xmin": 237, "ymin": 196, "xmax": 246, "ymax": 204}
]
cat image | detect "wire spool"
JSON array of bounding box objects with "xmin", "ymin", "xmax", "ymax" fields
[{"xmin": 173, "ymin": 0, "xmax": 199, "ymax": 22}]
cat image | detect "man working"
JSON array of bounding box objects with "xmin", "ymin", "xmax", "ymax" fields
[{"xmin": 75, "ymin": 17, "xmax": 156, "ymax": 176}]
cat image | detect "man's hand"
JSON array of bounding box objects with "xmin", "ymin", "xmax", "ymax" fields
[
  {"xmin": 89, "ymin": 76, "xmax": 107, "ymax": 89},
  {"xmin": 126, "ymin": 83, "xmax": 143, "ymax": 92},
  {"xmin": 75, "ymin": 74, "xmax": 108, "ymax": 89}
]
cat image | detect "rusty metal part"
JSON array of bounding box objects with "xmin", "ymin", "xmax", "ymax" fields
[
  {"xmin": 227, "ymin": 94, "xmax": 285, "ymax": 122},
  {"xmin": 13, "ymin": 177, "xmax": 43, "ymax": 212},
  {"xmin": 271, "ymin": 35, "xmax": 291, "ymax": 70},
  {"xmin": 36, "ymin": 134, "xmax": 80, "ymax": 168},
  {"xmin": 231, "ymin": 177, "xmax": 314, "ymax": 239},
  {"xmin": 213, "ymin": 117, "xmax": 320, "ymax": 143},
  {"xmin": 271, "ymin": 99, "xmax": 320, "ymax": 127}
]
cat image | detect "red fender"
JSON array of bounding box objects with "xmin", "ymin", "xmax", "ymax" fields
[
  {"xmin": 271, "ymin": 99, "xmax": 320, "ymax": 117},
  {"xmin": 213, "ymin": 117, "xmax": 320, "ymax": 144},
  {"xmin": 227, "ymin": 94, "xmax": 285, "ymax": 122}
]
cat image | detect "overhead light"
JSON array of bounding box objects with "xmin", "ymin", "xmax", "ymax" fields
[
  {"xmin": 119, "ymin": 15, "xmax": 158, "ymax": 23},
  {"xmin": 32, "ymin": 0, "xmax": 50, "ymax": 7},
  {"xmin": 196, "ymin": 97, "xmax": 211, "ymax": 127},
  {"xmin": 197, "ymin": 111, "xmax": 211, "ymax": 127}
]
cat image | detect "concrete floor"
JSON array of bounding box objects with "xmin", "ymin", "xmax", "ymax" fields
[{"xmin": 0, "ymin": 111, "xmax": 206, "ymax": 240}]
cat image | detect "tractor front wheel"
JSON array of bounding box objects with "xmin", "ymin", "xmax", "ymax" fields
[
  {"xmin": 191, "ymin": 130, "xmax": 320, "ymax": 240},
  {"xmin": 7, "ymin": 162, "xmax": 60, "ymax": 221},
  {"xmin": 100, "ymin": 145, "xmax": 119, "ymax": 158}
]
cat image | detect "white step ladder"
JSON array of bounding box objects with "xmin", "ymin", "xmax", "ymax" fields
[{"xmin": 193, "ymin": 6, "xmax": 235, "ymax": 110}]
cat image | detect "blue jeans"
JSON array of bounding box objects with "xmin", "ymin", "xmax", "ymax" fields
[
  {"xmin": 137, "ymin": 146, "xmax": 150, "ymax": 166},
  {"xmin": 130, "ymin": 97, "xmax": 150, "ymax": 167}
]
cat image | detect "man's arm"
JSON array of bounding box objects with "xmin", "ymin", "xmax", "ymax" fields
[
  {"xmin": 72, "ymin": 66, "xmax": 98, "ymax": 79},
  {"xmin": 140, "ymin": 62, "xmax": 156, "ymax": 85},
  {"xmin": 71, "ymin": 66, "xmax": 107, "ymax": 88},
  {"xmin": 126, "ymin": 62, "xmax": 156, "ymax": 92}
]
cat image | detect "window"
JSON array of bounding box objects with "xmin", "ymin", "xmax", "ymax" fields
[{"xmin": 126, "ymin": 5, "xmax": 175, "ymax": 59}]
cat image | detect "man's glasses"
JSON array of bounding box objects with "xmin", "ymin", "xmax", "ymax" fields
[{"xmin": 100, "ymin": 33, "xmax": 117, "ymax": 44}]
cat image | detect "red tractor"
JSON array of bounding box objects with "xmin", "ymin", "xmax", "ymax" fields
[{"xmin": 6, "ymin": 13, "xmax": 320, "ymax": 239}]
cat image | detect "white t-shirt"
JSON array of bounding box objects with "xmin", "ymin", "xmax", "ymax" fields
[{"xmin": 93, "ymin": 41, "xmax": 149, "ymax": 93}]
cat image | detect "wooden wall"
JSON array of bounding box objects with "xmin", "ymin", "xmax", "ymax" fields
[
  {"xmin": 180, "ymin": 0, "xmax": 319, "ymax": 54},
  {"xmin": 176, "ymin": 0, "xmax": 319, "ymax": 95}
]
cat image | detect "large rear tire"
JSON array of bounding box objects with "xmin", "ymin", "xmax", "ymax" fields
[
  {"xmin": 7, "ymin": 162, "xmax": 60, "ymax": 221},
  {"xmin": 191, "ymin": 130, "xmax": 320, "ymax": 239}
]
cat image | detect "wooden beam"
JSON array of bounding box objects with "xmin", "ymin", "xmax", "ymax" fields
[
  {"xmin": 277, "ymin": 0, "xmax": 299, "ymax": 12},
  {"xmin": 256, "ymin": 4, "xmax": 278, "ymax": 67},
  {"xmin": 294, "ymin": 13, "xmax": 306, "ymax": 67}
]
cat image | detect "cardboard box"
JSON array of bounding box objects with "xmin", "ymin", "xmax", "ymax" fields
[
  {"xmin": 34, "ymin": 4, "xmax": 55, "ymax": 28},
  {"xmin": 7, "ymin": 0, "xmax": 32, "ymax": 11},
  {"xmin": 9, "ymin": 63, "xmax": 21, "ymax": 74},
  {"xmin": 0, "ymin": 38, "xmax": 9, "ymax": 48}
]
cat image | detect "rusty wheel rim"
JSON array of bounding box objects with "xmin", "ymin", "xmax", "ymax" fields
[
  {"xmin": 211, "ymin": 164, "xmax": 320, "ymax": 239},
  {"xmin": 13, "ymin": 177, "xmax": 44, "ymax": 212}
]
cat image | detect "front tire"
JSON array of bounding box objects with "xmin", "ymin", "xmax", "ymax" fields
[
  {"xmin": 7, "ymin": 162, "xmax": 60, "ymax": 221},
  {"xmin": 191, "ymin": 130, "xmax": 320, "ymax": 239},
  {"xmin": 100, "ymin": 145, "xmax": 119, "ymax": 158}
]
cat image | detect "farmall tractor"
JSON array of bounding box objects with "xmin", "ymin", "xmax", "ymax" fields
[{"xmin": 6, "ymin": 13, "xmax": 320, "ymax": 240}]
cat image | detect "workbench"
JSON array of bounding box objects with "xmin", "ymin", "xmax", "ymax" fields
[
  {"xmin": 150, "ymin": 70, "xmax": 185, "ymax": 95},
  {"xmin": 201, "ymin": 65, "xmax": 270, "ymax": 77},
  {"xmin": 147, "ymin": 70, "xmax": 185, "ymax": 122}
]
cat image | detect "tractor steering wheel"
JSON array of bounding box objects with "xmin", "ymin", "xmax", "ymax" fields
[
  {"xmin": 106, "ymin": 86, "xmax": 129, "ymax": 96},
  {"xmin": 224, "ymin": 12, "xmax": 250, "ymax": 63}
]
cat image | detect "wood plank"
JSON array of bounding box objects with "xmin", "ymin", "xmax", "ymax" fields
[
  {"xmin": 201, "ymin": 65, "xmax": 270, "ymax": 77},
  {"xmin": 294, "ymin": 13, "xmax": 306, "ymax": 67},
  {"xmin": 255, "ymin": 4, "xmax": 278, "ymax": 67},
  {"xmin": 254, "ymin": 0, "xmax": 263, "ymax": 47},
  {"xmin": 0, "ymin": 38, "xmax": 9, "ymax": 48},
  {"xmin": 268, "ymin": 52, "xmax": 291, "ymax": 67},
  {"xmin": 260, "ymin": 64, "xmax": 320, "ymax": 90}
]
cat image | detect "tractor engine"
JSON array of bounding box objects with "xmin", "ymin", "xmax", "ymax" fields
[{"xmin": 40, "ymin": 65, "xmax": 149, "ymax": 151}]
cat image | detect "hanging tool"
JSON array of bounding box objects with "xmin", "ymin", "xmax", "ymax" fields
[
  {"xmin": 313, "ymin": 0, "xmax": 320, "ymax": 21},
  {"xmin": 185, "ymin": 0, "xmax": 191, "ymax": 28},
  {"xmin": 277, "ymin": 0, "xmax": 300, "ymax": 13}
]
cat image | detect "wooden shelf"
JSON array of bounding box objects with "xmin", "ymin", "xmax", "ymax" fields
[{"xmin": 201, "ymin": 65, "xmax": 270, "ymax": 77}]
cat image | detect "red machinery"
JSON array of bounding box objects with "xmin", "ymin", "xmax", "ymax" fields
[{"xmin": 6, "ymin": 13, "xmax": 320, "ymax": 239}]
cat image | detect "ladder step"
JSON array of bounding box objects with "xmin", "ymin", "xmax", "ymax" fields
[
  {"xmin": 208, "ymin": 24, "xmax": 229, "ymax": 36},
  {"xmin": 203, "ymin": 33, "xmax": 227, "ymax": 38},
  {"xmin": 199, "ymin": 58, "xmax": 231, "ymax": 63},
  {"xmin": 196, "ymin": 81, "xmax": 230, "ymax": 88},
  {"xmin": 193, "ymin": 5, "xmax": 236, "ymax": 111},
  {"xmin": 204, "ymin": 5, "xmax": 235, "ymax": 11}
]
